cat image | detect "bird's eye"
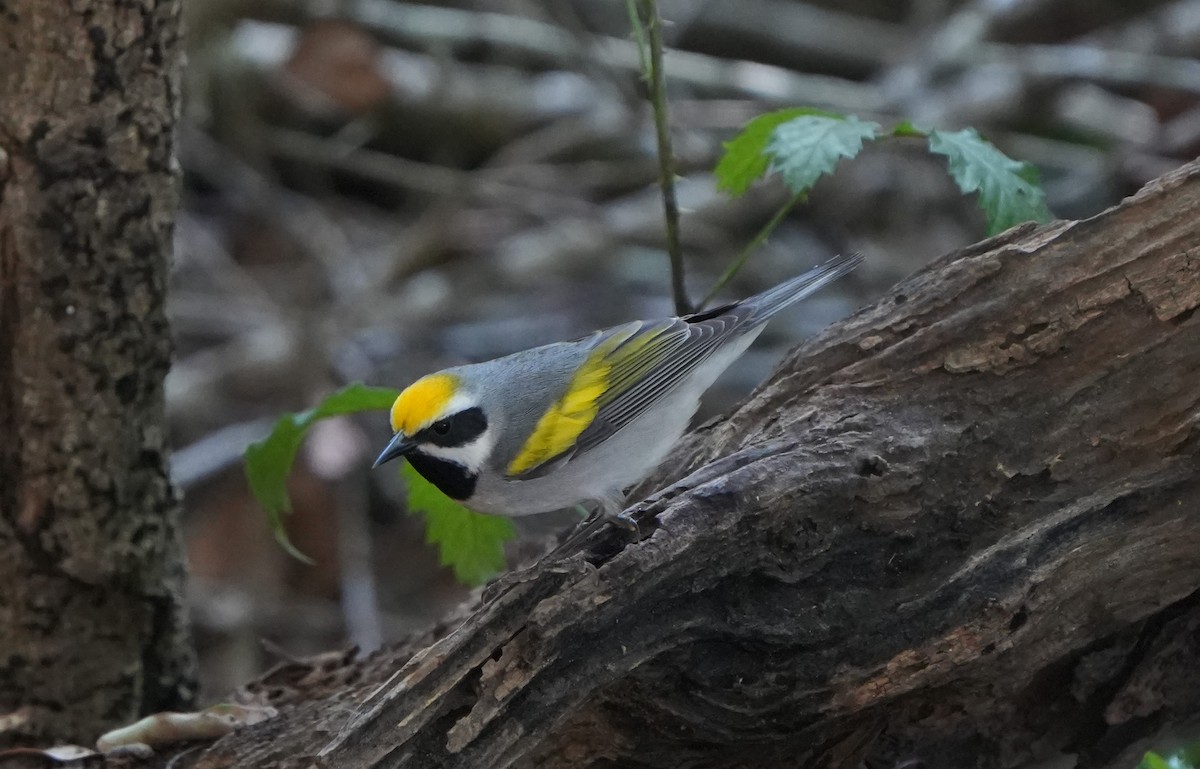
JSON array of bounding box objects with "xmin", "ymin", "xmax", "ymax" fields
[{"xmin": 431, "ymin": 419, "xmax": 452, "ymax": 436}]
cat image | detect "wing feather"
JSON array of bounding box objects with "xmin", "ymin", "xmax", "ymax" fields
[
  {"xmin": 573, "ymin": 314, "xmax": 738, "ymax": 454},
  {"xmin": 508, "ymin": 310, "xmax": 754, "ymax": 477},
  {"xmin": 505, "ymin": 255, "xmax": 861, "ymax": 478},
  {"xmin": 504, "ymin": 323, "xmax": 641, "ymax": 477}
]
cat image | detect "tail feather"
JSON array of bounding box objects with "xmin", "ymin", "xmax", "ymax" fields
[{"xmin": 735, "ymin": 252, "xmax": 863, "ymax": 324}]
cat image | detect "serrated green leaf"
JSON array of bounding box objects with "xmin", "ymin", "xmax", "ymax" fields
[
  {"xmin": 927, "ymin": 127, "xmax": 1053, "ymax": 236},
  {"xmin": 401, "ymin": 462, "xmax": 514, "ymax": 585},
  {"xmin": 1140, "ymin": 752, "xmax": 1171, "ymax": 769},
  {"xmin": 766, "ymin": 114, "xmax": 880, "ymax": 196},
  {"xmin": 715, "ymin": 107, "xmax": 844, "ymax": 196},
  {"xmin": 246, "ymin": 382, "xmax": 514, "ymax": 582},
  {"xmin": 245, "ymin": 383, "xmax": 400, "ymax": 562}
]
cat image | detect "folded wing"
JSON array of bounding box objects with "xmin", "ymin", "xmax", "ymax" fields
[{"xmin": 505, "ymin": 253, "xmax": 861, "ymax": 479}]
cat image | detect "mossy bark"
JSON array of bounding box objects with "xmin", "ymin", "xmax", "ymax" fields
[{"xmin": 0, "ymin": 0, "xmax": 196, "ymax": 746}]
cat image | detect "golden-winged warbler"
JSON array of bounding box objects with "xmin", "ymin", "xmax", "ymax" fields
[{"xmin": 375, "ymin": 253, "xmax": 861, "ymax": 527}]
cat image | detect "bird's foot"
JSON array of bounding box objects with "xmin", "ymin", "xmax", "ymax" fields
[
  {"xmin": 607, "ymin": 508, "xmax": 641, "ymax": 539},
  {"xmin": 546, "ymin": 500, "xmax": 643, "ymax": 556}
]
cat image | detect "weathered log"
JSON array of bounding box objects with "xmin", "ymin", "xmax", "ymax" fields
[{"xmin": 196, "ymin": 158, "xmax": 1200, "ymax": 769}]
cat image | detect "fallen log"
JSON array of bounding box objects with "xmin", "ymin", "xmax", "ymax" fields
[{"xmin": 196, "ymin": 158, "xmax": 1200, "ymax": 769}]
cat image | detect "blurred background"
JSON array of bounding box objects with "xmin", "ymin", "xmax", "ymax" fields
[{"xmin": 167, "ymin": 0, "xmax": 1200, "ymax": 700}]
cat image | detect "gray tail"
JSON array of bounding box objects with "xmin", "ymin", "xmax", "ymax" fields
[{"xmin": 734, "ymin": 252, "xmax": 863, "ymax": 324}]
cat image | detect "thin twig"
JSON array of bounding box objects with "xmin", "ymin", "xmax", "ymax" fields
[
  {"xmin": 699, "ymin": 192, "xmax": 804, "ymax": 310},
  {"xmin": 636, "ymin": 0, "xmax": 692, "ymax": 315},
  {"xmin": 623, "ymin": 0, "xmax": 649, "ymax": 80}
]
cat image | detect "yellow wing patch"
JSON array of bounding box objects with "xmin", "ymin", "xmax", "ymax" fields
[
  {"xmin": 390, "ymin": 373, "xmax": 459, "ymax": 434},
  {"xmin": 506, "ymin": 327, "xmax": 638, "ymax": 476}
]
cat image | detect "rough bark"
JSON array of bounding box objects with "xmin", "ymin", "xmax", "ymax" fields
[
  {"xmin": 193, "ymin": 158, "xmax": 1200, "ymax": 769},
  {"xmin": 0, "ymin": 0, "xmax": 196, "ymax": 746}
]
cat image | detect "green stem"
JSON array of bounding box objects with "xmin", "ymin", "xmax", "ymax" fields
[
  {"xmin": 699, "ymin": 192, "xmax": 804, "ymax": 310},
  {"xmin": 636, "ymin": 0, "xmax": 691, "ymax": 315},
  {"xmin": 623, "ymin": 0, "xmax": 649, "ymax": 78}
]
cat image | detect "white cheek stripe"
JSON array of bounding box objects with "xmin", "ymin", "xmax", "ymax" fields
[{"xmin": 420, "ymin": 428, "xmax": 496, "ymax": 474}]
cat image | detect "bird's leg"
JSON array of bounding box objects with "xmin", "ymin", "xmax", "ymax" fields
[
  {"xmin": 547, "ymin": 506, "xmax": 604, "ymax": 554},
  {"xmin": 548, "ymin": 496, "xmax": 640, "ymax": 555},
  {"xmin": 599, "ymin": 496, "xmax": 640, "ymax": 539}
]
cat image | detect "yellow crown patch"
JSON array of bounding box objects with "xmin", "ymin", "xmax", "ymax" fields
[{"xmin": 391, "ymin": 373, "xmax": 459, "ymax": 434}]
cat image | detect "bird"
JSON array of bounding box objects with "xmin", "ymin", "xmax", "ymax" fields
[{"xmin": 374, "ymin": 253, "xmax": 861, "ymax": 532}]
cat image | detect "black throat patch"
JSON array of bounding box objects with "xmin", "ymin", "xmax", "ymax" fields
[{"xmin": 405, "ymin": 452, "xmax": 477, "ymax": 501}]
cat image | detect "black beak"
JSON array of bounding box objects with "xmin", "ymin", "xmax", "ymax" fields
[{"xmin": 373, "ymin": 433, "xmax": 416, "ymax": 468}]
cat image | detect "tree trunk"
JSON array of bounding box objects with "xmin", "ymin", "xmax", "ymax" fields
[
  {"xmin": 195, "ymin": 159, "xmax": 1200, "ymax": 769},
  {"xmin": 0, "ymin": 0, "xmax": 195, "ymax": 747}
]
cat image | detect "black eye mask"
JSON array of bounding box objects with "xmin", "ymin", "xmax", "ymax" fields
[{"xmin": 416, "ymin": 406, "xmax": 488, "ymax": 448}]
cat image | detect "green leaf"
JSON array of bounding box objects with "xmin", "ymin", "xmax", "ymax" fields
[
  {"xmin": 927, "ymin": 127, "xmax": 1053, "ymax": 236},
  {"xmin": 715, "ymin": 107, "xmax": 843, "ymax": 196},
  {"xmin": 1139, "ymin": 752, "xmax": 1171, "ymax": 769},
  {"xmin": 245, "ymin": 383, "xmax": 400, "ymax": 562},
  {"xmin": 401, "ymin": 462, "xmax": 514, "ymax": 585},
  {"xmin": 245, "ymin": 381, "xmax": 515, "ymax": 583},
  {"xmin": 766, "ymin": 114, "xmax": 880, "ymax": 196}
]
